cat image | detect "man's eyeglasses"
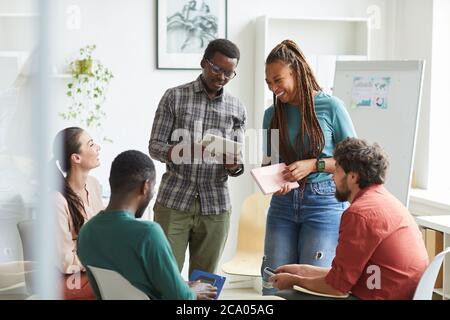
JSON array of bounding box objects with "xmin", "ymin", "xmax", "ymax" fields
[{"xmin": 205, "ymin": 59, "xmax": 237, "ymax": 80}]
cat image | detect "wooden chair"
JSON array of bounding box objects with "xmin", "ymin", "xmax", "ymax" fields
[{"xmin": 222, "ymin": 193, "xmax": 271, "ymax": 277}]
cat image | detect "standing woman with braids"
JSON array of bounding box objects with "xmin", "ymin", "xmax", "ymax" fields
[
  {"xmin": 53, "ymin": 127, "xmax": 103, "ymax": 299},
  {"xmin": 261, "ymin": 40, "xmax": 356, "ymax": 295}
]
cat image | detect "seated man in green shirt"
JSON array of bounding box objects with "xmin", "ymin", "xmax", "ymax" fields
[{"xmin": 77, "ymin": 150, "xmax": 217, "ymax": 300}]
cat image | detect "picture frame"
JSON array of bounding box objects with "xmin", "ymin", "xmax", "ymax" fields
[{"xmin": 157, "ymin": 0, "xmax": 228, "ymax": 70}]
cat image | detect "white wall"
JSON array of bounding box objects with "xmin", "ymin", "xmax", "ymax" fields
[
  {"xmin": 429, "ymin": 0, "xmax": 450, "ymax": 190},
  {"xmin": 46, "ymin": 0, "xmax": 392, "ymax": 277},
  {"xmin": 390, "ymin": 0, "xmax": 434, "ymax": 189}
]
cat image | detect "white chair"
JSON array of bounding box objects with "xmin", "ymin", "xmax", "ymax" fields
[
  {"xmin": 0, "ymin": 261, "xmax": 36, "ymax": 300},
  {"xmin": 88, "ymin": 266, "xmax": 150, "ymax": 300},
  {"xmin": 413, "ymin": 247, "xmax": 450, "ymax": 300},
  {"xmin": 17, "ymin": 220, "xmax": 36, "ymax": 262}
]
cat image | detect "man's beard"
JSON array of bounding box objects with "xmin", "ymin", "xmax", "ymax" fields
[
  {"xmin": 135, "ymin": 195, "xmax": 151, "ymax": 219},
  {"xmin": 335, "ymin": 188, "xmax": 351, "ymax": 202},
  {"xmin": 335, "ymin": 178, "xmax": 351, "ymax": 202}
]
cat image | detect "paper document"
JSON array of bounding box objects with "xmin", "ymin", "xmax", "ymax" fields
[
  {"xmin": 293, "ymin": 285, "xmax": 349, "ymax": 299},
  {"xmin": 250, "ymin": 163, "xmax": 300, "ymax": 195}
]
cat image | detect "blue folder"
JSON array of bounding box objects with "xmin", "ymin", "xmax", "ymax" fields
[{"xmin": 189, "ymin": 269, "xmax": 226, "ymax": 300}]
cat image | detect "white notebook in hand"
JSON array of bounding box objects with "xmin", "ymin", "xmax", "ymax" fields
[
  {"xmin": 250, "ymin": 163, "xmax": 300, "ymax": 195},
  {"xmin": 293, "ymin": 285, "xmax": 350, "ymax": 299},
  {"xmin": 201, "ymin": 133, "xmax": 242, "ymax": 157}
]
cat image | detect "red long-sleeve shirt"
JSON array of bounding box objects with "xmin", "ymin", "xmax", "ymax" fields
[{"xmin": 325, "ymin": 185, "xmax": 429, "ymax": 300}]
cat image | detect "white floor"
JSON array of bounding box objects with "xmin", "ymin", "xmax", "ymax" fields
[
  {"xmin": 220, "ymin": 287, "xmax": 285, "ymax": 300},
  {"xmin": 221, "ymin": 287, "xmax": 263, "ymax": 300}
]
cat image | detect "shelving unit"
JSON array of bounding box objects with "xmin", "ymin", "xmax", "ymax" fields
[
  {"xmin": 51, "ymin": 74, "xmax": 71, "ymax": 79},
  {"xmin": 254, "ymin": 15, "xmax": 371, "ymax": 131},
  {"xmin": 0, "ymin": 13, "xmax": 38, "ymax": 52},
  {"xmin": 0, "ymin": 13, "xmax": 38, "ymax": 17},
  {"xmin": 416, "ymin": 215, "xmax": 450, "ymax": 300}
]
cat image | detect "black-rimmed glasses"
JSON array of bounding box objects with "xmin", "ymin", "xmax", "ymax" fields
[{"xmin": 205, "ymin": 59, "xmax": 237, "ymax": 80}]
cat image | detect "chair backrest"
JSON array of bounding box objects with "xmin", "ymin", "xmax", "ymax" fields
[
  {"xmin": 88, "ymin": 266, "xmax": 150, "ymax": 300},
  {"xmin": 413, "ymin": 247, "xmax": 450, "ymax": 300},
  {"xmin": 17, "ymin": 219, "xmax": 36, "ymax": 262},
  {"xmin": 16, "ymin": 220, "xmax": 38, "ymax": 295},
  {"xmin": 236, "ymin": 193, "xmax": 272, "ymax": 254}
]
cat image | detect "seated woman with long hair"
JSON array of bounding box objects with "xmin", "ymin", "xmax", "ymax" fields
[{"xmin": 52, "ymin": 127, "xmax": 103, "ymax": 300}]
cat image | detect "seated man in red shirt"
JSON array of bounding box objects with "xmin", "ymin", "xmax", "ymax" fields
[{"xmin": 271, "ymin": 137, "xmax": 429, "ymax": 300}]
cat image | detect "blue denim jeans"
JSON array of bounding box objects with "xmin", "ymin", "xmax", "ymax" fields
[{"xmin": 261, "ymin": 179, "xmax": 348, "ymax": 295}]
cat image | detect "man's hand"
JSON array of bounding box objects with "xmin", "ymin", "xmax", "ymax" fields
[
  {"xmin": 223, "ymin": 152, "xmax": 242, "ymax": 167},
  {"xmin": 269, "ymin": 273, "xmax": 300, "ymax": 290},
  {"xmin": 168, "ymin": 142, "xmax": 208, "ymax": 163},
  {"xmin": 189, "ymin": 280, "xmax": 217, "ymax": 300},
  {"xmin": 276, "ymin": 264, "xmax": 320, "ymax": 277},
  {"xmin": 224, "ymin": 162, "xmax": 240, "ymax": 170}
]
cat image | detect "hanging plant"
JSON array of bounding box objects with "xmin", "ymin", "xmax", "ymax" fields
[{"xmin": 59, "ymin": 45, "xmax": 114, "ymax": 142}]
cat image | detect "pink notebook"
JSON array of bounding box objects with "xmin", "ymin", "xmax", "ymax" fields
[{"xmin": 251, "ymin": 163, "xmax": 300, "ymax": 195}]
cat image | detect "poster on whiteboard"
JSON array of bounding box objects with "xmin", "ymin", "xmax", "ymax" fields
[{"xmin": 351, "ymin": 76, "xmax": 391, "ymax": 109}]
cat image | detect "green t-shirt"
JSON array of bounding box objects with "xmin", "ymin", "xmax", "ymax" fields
[
  {"xmin": 77, "ymin": 210, "xmax": 195, "ymax": 300},
  {"xmin": 263, "ymin": 91, "xmax": 357, "ymax": 183}
]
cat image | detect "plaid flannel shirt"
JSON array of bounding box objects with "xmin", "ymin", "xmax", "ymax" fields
[{"xmin": 149, "ymin": 76, "xmax": 247, "ymax": 215}]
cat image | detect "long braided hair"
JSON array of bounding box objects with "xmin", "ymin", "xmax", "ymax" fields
[
  {"xmin": 53, "ymin": 127, "xmax": 87, "ymax": 235},
  {"xmin": 266, "ymin": 40, "xmax": 325, "ymax": 191}
]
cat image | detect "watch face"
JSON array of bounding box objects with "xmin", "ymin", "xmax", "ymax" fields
[{"xmin": 317, "ymin": 160, "xmax": 325, "ymax": 172}]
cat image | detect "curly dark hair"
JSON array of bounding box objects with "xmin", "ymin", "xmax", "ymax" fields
[
  {"xmin": 334, "ymin": 138, "xmax": 389, "ymax": 189},
  {"xmin": 203, "ymin": 38, "xmax": 240, "ymax": 62}
]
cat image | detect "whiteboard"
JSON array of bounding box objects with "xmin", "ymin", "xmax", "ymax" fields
[{"xmin": 333, "ymin": 61, "xmax": 425, "ymax": 207}]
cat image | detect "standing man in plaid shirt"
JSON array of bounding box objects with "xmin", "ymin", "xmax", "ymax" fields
[{"xmin": 149, "ymin": 39, "xmax": 246, "ymax": 276}]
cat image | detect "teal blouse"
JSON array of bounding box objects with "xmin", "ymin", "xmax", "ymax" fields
[{"xmin": 262, "ymin": 91, "xmax": 357, "ymax": 183}]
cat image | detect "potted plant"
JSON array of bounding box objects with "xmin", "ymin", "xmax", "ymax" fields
[{"xmin": 59, "ymin": 45, "xmax": 114, "ymax": 142}]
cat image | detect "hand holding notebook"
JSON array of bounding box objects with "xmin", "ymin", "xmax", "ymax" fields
[
  {"xmin": 190, "ymin": 269, "xmax": 226, "ymax": 300},
  {"xmin": 251, "ymin": 163, "xmax": 300, "ymax": 195}
]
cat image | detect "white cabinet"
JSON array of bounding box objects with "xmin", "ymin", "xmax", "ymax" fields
[{"xmin": 254, "ymin": 16, "xmax": 370, "ymax": 129}]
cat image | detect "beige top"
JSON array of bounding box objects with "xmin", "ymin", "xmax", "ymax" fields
[{"xmin": 55, "ymin": 176, "xmax": 104, "ymax": 274}]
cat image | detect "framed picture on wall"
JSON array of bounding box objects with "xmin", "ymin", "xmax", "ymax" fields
[{"xmin": 157, "ymin": 0, "xmax": 228, "ymax": 69}]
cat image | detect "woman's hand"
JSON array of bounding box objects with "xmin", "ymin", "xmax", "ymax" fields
[
  {"xmin": 283, "ymin": 159, "xmax": 316, "ymax": 182},
  {"xmin": 273, "ymin": 183, "xmax": 292, "ymax": 196}
]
